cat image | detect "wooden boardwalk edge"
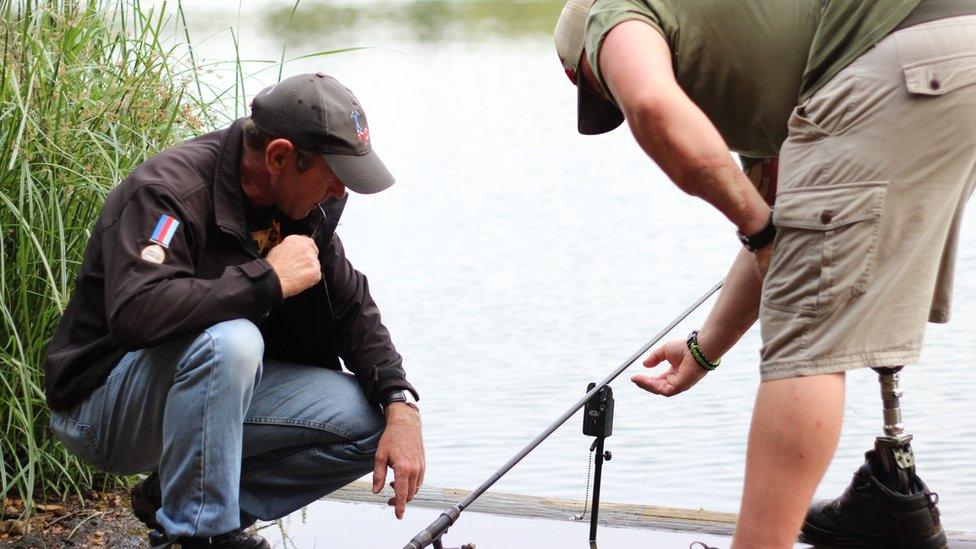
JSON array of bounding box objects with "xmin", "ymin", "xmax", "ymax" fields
[
  {"xmin": 324, "ymin": 482, "xmax": 976, "ymax": 541},
  {"xmin": 326, "ymin": 481, "xmax": 738, "ymax": 536}
]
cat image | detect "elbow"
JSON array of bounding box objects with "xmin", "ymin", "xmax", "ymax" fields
[
  {"xmin": 623, "ymin": 94, "xmax": 670, "ymax": 133},
  {"xmin": 108, "ymin": 309, "xmax": 146, "ymax": 351},
  {"xmin": 108, "ymin": 323, "xmax": 139, "ymax": 352},
  {"xmin": 623, "ymin": 94, "xmax": 734, "ymax": 199},
  {"xmin": 623, "ymin": 97, "xmax": 693, "ymax": 186}
]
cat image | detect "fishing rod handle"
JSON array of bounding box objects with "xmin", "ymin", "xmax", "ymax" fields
[{"xmin": 404, "ymin": 507, "xmax": 461, "ymax": 549}]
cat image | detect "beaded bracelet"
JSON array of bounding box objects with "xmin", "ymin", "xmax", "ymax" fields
[{"xmin": 687, "ymin": 330, "xmax": 721, "ymax": 371}]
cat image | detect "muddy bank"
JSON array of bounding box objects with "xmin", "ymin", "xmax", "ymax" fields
[{"xmin": 0, "ymin": 489, "xmax": 145, "ymax": 548}]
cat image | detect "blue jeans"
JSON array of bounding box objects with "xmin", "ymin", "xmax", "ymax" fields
[{"xmin": 49, "ymin": 319, "xmax": 384, "ymax": 538}]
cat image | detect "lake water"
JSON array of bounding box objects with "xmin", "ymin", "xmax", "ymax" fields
[{"xmin": 172, "ymin": 0, "xmax": 976, "ymax": 535}]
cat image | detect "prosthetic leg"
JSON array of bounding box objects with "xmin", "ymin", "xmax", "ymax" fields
[
  {"xmin": 799, "ymin": 367, "xmax": 946, "ymax": 548},
  {"xmin": 871, "ymin": 367, "xmax": 917, "ymax": 494}
]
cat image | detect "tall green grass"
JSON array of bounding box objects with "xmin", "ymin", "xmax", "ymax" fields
[{"xmin": 0, "ymin": 0, "xmax": 214, "ymax": 509}]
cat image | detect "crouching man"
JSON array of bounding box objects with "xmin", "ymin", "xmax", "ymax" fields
[{"xmin": 44, "ymin": 73, "xmax": 425, "ymax": 548}]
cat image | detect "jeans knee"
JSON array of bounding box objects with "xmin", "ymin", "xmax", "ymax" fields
[
  {"xmin": 195, "ymin": 319, "xmax": 264, "ymax": 387},
  {"xmin": 362, "ymin": 413, "xmax": 385, "ymax": 447},
  {"xmin": 340, "ymin": 427, "xmax": 383, "ymax": 472}
]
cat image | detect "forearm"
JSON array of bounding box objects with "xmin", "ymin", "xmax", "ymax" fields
[
  {"xmin": 627, "ymin": 101, "xmax": 769, "ymax": 235},
  {"xmin": 385, "ymin": 401, "xmax": 421, "ymax": 421},
  {"xmin": 109, "ymin": 260, "xmax": 281, "ymax": 350},
  {"xmin": 697, "ymin": 247, "xmax": 762, "ymax": 360}
]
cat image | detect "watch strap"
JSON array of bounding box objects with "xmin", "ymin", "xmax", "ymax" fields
[
  {"xmin": 737, "ymin": 210, "xmax": 776, "ymax": 252},
  {"xmin": 380, "ymin": 389, "xmax": 418, "ymax": 412}
]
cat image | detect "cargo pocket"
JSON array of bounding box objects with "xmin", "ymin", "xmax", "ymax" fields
[
  {"xmin": 763, "ymin": 181, "xmax": 888, "ymax": 316},
  {"xmin": 903, "ymin": 53, "xmax": 976, "ymax": 96}
]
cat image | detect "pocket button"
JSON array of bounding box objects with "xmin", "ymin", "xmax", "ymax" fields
[
  {"xmin": 820, "ymin": 210, "xmax": 834, "ymax": 225},
  {"xmin": 930, "ymin": 78, "xmax": 941, "ymax": 91}
]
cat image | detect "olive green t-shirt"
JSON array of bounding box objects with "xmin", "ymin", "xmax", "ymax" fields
[{"xmin": 585, "ymin": 0, "xmax": 921, "ymax": 157}]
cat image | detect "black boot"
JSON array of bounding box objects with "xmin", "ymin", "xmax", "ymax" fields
[
  {"xmin": 148, "ymin": 529, "xmax": 270, "ymax": 549},
  {"xmin": 131, "ymin": 472, "xmax": 163, "ymax": 531},
  {"xmin": 800, "ymin": 451, "xmax": 946, "ymax": 548}
]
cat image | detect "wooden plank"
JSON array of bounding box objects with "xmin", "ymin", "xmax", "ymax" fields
[
  {"xmin": 326, "ymin": 481, "xmax": 737, "ymax": 536},
  {"xmin": 325, "ymin": 482, "xmax": 976, "ymax": 542}
]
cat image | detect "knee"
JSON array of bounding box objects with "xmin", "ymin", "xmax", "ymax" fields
[
  {"xmin": 345, "ymin": 425, "xmax": 384, "ymax": 470},
  {"xmin": 330, "ymin": 375, "xmax": 385, "ymax": 444},
  {"xmin": 187, "ymin": 319, "xmax": 265, "ymax": 387},
  {"xmin": 356, "ymin": 414, "xmax": 385, "ymax": 451}
]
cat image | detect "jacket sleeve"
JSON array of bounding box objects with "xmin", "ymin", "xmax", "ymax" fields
[
  {"xmin": 321, "ymin": 234, "xmax": 418, "ymax": 404},
  {"xmin": 103, "ymin": 184, "xmax": 282, "ymax": 350}
]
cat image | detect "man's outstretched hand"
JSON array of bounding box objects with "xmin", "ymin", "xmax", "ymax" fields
[
  {"xmin": 632, "ymin": 338, "xmax": 709, "ymax": 397},
  {"xmin": 372, "ymin": 403, "xmax": 425, "ymax": 519}
]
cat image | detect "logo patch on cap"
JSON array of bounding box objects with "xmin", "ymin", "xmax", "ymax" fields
[
  {"xmin": 351, "ymin": 110, "xmax": 369, "ymax": 145},
  {"xmin": 150, "ymin": 214, "xmax": 180, "ymax": 248},
  {"xmin": 140, "ymin": 244, "xmax": 165, "ymax": 264}
]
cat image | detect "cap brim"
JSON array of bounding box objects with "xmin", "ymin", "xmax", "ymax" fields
[
  {"xmin": 321, "ymin": 149, "xmax": 396, "ymax": 194},
  {"xmin": 577, "ymin": 82, "xmax": 625, "ymax": 135}
]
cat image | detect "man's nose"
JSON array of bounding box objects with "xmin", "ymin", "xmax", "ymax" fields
[{"xmin": 327, "ymin": 182, "xmax": 346, "ymax": 200}]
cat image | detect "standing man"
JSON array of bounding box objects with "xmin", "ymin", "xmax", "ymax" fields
[
  {"xmin": 44, "ymin": 73, "xmax": 425, "ymax": 549},
  {"xmin": 555, "ymin": 1, "xmax": 975, "ymax": 547}
]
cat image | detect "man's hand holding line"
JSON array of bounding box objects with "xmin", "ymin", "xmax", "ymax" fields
[{"xmin": 265, "ymin": 234, "xmax": 321, "ymax": 298}]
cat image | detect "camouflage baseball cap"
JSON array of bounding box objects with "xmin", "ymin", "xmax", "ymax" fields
[
  {"xmin": 553, "ymin": 0, "xmax": 624, "ymax": 135},
  {"xmin": 250, "ymin": 72, "xmax": 395, "ymax": 194}
]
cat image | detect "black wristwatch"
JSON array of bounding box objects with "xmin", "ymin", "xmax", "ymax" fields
[
  {"xmin": 380, "ymin": 389, "xmax": 418, "ymax": 413},
  {"xmin": 737, "ymin": 210, "xmax": 776, "ymax": 252}
]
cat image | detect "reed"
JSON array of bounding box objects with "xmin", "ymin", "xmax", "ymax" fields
[{"xmin": 0, "ymin": 0, "xmax": 212, "ymax": 509}]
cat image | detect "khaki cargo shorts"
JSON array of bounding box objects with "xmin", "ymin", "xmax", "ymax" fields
[{"xmin": 760, "ymin": 16, "xmax": 976, "ymax": 381}]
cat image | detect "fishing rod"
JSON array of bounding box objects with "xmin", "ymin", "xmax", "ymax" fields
[{"xmin": 404, "ymin": 279, "xmax": 725, "ymax": 549}]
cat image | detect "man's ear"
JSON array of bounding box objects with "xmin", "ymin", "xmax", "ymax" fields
[{"xmin": 264, "ymin": 138, "xmax": 295, "ymax": 176}]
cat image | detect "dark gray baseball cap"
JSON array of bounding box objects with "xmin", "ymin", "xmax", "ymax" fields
[{"xmin": 250, "ymin": 72, "xmax": 395, "ymax": 194}]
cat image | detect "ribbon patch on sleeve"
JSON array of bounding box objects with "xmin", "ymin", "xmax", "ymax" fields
[{"xmin": 150, "ymin": 214, "xmax": 180, "ymax": 248}]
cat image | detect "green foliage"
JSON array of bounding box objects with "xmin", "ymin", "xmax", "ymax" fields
[
  {"xmin": 0, "ymin": 0, "xmax": 210, "ymax": 508},
  {"xmin": 263, "ymin": 0, "xmax": 566, "ymax": 45}
]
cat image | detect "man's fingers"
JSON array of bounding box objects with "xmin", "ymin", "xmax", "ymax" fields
[
  {"xmin": 393, "ymin": 467, "xmax": 410, "ymax": 519},
  {"xmin": 632, "ymin": 373, "xmax": 675, "ymax": 396},
  {"xmin": 643, "ymin": 345, "xmax": 667, "ymax": 368},
  {"xmin": 632, "ymin": 374, "xmax": 663, "ymax": 394},
  {"xmin": 407, "ymin": 472, "xmax": 418, "ymax": 503},
  {"xmin": 416, "ymin": 461, "xmax": 426, "ymax": 498},
  {"xmin": 372, "ymin": 453, "xmax": 388, "ymax": 494}
]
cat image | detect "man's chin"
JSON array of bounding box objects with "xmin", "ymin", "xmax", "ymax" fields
[{"xmin": 283, "ymin": 209, "xmax": 310, "ymax": 221}]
